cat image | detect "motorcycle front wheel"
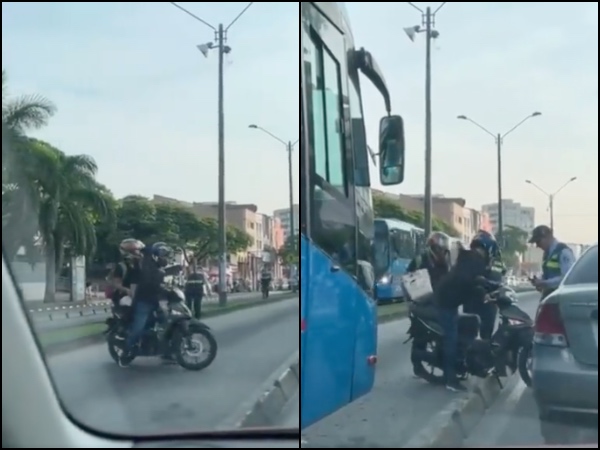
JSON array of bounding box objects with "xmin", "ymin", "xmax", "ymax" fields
[{"xmin": 173, "ymin": 324, "xmax": 218, "ymax": 371}]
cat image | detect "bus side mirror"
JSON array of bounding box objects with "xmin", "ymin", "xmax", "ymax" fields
[{"xmin": 378, "ymin": 115, "xmax": 405, "ymax": 186}]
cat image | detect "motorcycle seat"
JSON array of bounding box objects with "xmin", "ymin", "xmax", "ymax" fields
[{"xmin": 411, "ymin": 302, "xmax": 480, "ymax": 337}]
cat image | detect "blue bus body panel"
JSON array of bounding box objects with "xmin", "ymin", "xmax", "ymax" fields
[{"xmin": 300, "ymin": 234, "xmax": 377, "ymax": 429}]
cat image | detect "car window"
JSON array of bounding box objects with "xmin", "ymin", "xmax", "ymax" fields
[{"xmin": 564, "ymin": 246, "xmax": 597, "ymax": 285}]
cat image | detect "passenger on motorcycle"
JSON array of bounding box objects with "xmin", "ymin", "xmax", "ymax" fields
[
  {"xmin": 407, "ymin": 231, "xmax": 451, "ymax": 290},
  {"xmin": 408, "ymin": 232, "xmax": 451, "ymax": 379},
  {"xmin": 107, "ymin": 239, "xmax": 144, "ymax": 307},
  {"xmin": 434, "ymin": 245, "xmax": 494, "ymax": 391},
  {"xmin": 120, "ymin": 242, "xmax": 173, "ymax": 367},
  {"xmin": 463, "ymin": 231, "xmax": 503, "ymax": 340}
]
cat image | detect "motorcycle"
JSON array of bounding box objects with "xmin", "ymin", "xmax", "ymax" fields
[
  {"xmin": 105, "ymin": 286, "xmax": 218, "ymax": 371},
  {"xmin": 407, "ymin": 285, "xmax": 534, "ymax": 386}
]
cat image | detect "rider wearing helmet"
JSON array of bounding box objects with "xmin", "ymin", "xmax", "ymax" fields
[
  {"xmin": 407, "ymin": 231, "xmax": 451, "ymax": 290},
  {"xmin": 108, "ymin": 239, "xmax": 144, "ymax": 305},
  {"xmin": 464, "ymin": 231, "xmax": 504, "ymax": 340},
  {"xmin": 120, "ymin": 241, "xmax": 173, "ymax": 366}
]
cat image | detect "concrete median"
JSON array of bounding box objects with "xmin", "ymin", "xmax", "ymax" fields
[{"xmin": 37, "ymin": 291, "xmax": 298, "ymax": 354}]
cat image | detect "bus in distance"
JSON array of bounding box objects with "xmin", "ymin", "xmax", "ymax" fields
[
  {"xmin": 373, "ymin": 218, "xmax": 421, "ymax": 302},
  {"xmin": 300, "ymin": 2, "xmax": 406, "ymax": 429}
]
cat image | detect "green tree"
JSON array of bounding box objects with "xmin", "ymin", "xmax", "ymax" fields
[
  {"xmin": 372, "ymin": 194, "xmax": 459, "ymax": 237},
  {"xmin": 99, "ymin": 196, "xmax": 253, "ymax": 264},
  {"xmin": 497, "ymin": 225, "xmax": 528, "ymax": 269},
  {"xmin": 2, "ymin": 71, "xmax": 57, "ymax": 260},
  {"xmin": 279, "ymin": 234, "xmax": 299, "ymax": 265},
  {"xmin": 188, "ymin": 218, "xmax": 253, "ymax": 263},
  {"xmin": 35, "ymin": 141, "xmax": 113, "ymax": 302}
]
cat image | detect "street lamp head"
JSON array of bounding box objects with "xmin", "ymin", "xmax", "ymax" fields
[
  {"xmin": 404, "ymin": 25, "xmax": 420, "ymax": 42},
  {"xmin": 248, "ymin": 124, "xmax": 258, "ymax": 129},
  {"xmin": 570, "ymin": 176, "xmax": 577, "ymax": 181},
  {"xmin": 197, "ymin": 42, "xmax": 213, "ymax": 58},
  {"xmin": 457, "ymin": 115, "xmax": 467, "ymax": 120},
  {"xmin": 532, "ymin": 112, "xmax": 542, "ymax": 117},
  {"xmin": 525, "ymin": 180, "xmax": 532, "ymax": 184}
]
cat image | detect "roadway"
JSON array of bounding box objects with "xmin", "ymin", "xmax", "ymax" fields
[
  {"xmin": 30, "ymin": 291, "xmax": 292, "ymax": 332},
  {"xmin": 301, "ymin": 292, "xmax": 541, "ymax": 448},
  {"xmin": 465, "ymin": 370, "xmax": 597, "ymax": 447},
  {"xmin": 45, "ymin": 296, "xmax": 299, "ymax": 435}
]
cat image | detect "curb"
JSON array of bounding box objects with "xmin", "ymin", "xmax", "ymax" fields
[
  {"xmin": 222, "ymin": 352, "xmax": 299, "ymax": 429},
  {"xmin": 403, "ymin": 373, "xmax": 515, "ymax": 447},
  {"xmin": 41, "ymin": 293, "xmax": 298, "ymax": 355}
]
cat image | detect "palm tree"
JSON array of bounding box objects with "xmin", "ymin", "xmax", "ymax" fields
[
  {"xmin": 35, "ymin": 142, "xmax": 113, "ymax": 302},
  {"xmin": 2, "ymin": 70, "xmax": 56, "ymax": 260}
]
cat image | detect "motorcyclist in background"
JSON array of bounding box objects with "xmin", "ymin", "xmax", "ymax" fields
[
  {"xmin": 260, "ymin": 268, "xmax": 273, "ymax": 298},
  {"xmin": 463, "ymin": 231, "xmax": 504, "ymax": 340},
  {"xmin": 119, "ymin": 242, "xmax": 173, "ymax": 367},
  {"xmin": 408, "ymin": 232, "xmax": 451, "ymax": 379}
]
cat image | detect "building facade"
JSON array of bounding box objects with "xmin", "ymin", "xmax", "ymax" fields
[
  {"xmin": 481, "ymin": 199, "xmax": 535, "ymax": 234},
  {"xmin": 274, "ymin": 204, "xmax": 299, "ymax": 240}
]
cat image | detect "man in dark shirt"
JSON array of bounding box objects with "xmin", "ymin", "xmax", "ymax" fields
[{"xmin": 120, "ymin": 242, "xmax": 172, "ymax": 367}]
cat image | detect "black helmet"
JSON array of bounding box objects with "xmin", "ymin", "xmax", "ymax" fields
[{"xmin": 151, "ymin": 242, "xmax": 173, "ymax": 266}]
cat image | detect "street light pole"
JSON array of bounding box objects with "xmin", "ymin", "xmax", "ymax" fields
[
  {"xmin": 525, "ymin": 177, "xmax": 577, "ymax": 231},
  {"xmin": 457, "ymin": 112, "xmax": 541, "ymax": 247},
  {"xmin": 171, "ymin": 2, "xmax": 254, "ymax": 306},
  {"xmin": 249, "ymin": 125, "xmax": 298, "ymax": 244},
  {"xmin": 405, "ymin": 2, "xmax": 446, "ymax": 236}
]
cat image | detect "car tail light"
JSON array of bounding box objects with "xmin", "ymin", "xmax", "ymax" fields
[{"xmin": 534, "ymin": 303, "xmax": 568, "ymax": 347}]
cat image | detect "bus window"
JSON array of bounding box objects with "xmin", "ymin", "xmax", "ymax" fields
[{"xmin": 391, "ymin": 228, "xmax": 415, "ymax": 260}]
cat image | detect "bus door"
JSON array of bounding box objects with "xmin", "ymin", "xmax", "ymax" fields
[{"xmin": 300, "ymin": 3, "xmax": 360, "ymax": 429}]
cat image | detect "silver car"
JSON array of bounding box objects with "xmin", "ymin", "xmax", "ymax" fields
[{"xmin": 532, "ymin": 244, "xmax": 597, "ymax": 427}]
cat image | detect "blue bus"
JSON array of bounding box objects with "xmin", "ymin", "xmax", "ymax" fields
[
  {"xmin": 300, "ymin": 2, "xmax": 405, "ymax": 430},
  {"xmin": 373, "ymin": 218, "xmax": 423, "ymax": 302}
]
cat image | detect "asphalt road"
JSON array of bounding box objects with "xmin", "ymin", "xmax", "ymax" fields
[
  {"xmin": 465, "ymin": 370, "xmax": 597, "ymax": 447},
  {"xmin": 31, "ymin": 291, "xmax": 292, "ymax": 332},
  {"xmin": 46, "ymin": 297, "xmax": 298, "ymax": 435},
  {"xmin": 301, "ymin": 292, "xmax": 541, "ymax": 448}
]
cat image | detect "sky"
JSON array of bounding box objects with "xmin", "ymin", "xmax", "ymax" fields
[{"xmin": 2, "ymin": 2, "xmax": 597, "ymax": 243}]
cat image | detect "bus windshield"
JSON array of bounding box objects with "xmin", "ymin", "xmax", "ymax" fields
[{"xmin": 373, "ymin": 221, "xmax": 390, "ymax": 278}]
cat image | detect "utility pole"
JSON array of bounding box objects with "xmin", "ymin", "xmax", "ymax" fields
[
  {"xmin": 457, "ymin": 112, "xmax": 541, "ymax": 248},
  {"xmin": 248, "ymin": 125, "xmax": 298, "ymax": 246},
  {"xmin": 406, "ymin": 2, "xmax": 445, "ymax": 236},
  {"xmin": 170, "ymin": 2, "xmax": 254, "ymax": 306},
  {"xmin": 496, "ymin": 134, "xmax": 503, "ymax": 246},
  {"xmin": 287, "ymin": 141, "xmax": 296, "ymax": 245}
]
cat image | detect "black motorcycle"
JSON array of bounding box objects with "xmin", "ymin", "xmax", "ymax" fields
[
  {"xmin": 407, "ymin": 286, "xmax": 534, "ymax": 386},
  {"xmin": 105, "ymin": 286, "xmax": 217, "ymax": 371}
]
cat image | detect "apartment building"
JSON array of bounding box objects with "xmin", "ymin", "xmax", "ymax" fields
[
  {"xmin": 482, "ymin": 199, "xmax": 535, "ymax": 234},
  {"xmin": 274, "ymin": 204, "xmax": 299, "ymax": 240}
]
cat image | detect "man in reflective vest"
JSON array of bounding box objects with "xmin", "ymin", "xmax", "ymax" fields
[{"xmin": 529, "ymin": 225, "xmax": 576, "ymax": 298}]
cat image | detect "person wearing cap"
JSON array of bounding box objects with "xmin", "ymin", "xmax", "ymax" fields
[{"xmin": 529, "ymin": 225, "xmax": 576, "ymax": 298}]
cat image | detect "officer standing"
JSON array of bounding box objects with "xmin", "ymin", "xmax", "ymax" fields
[
  {"xmin": 185, "ymin": 263, "xmax": 205, "ymax": 319},
  {"xmin": 528, "ymin": 225, "xmax": 576, "ymax": 299}
]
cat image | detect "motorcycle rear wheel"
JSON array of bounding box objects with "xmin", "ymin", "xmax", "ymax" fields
[{"xmin": 174, "ymin": 325, "xmax": 217, "ymax": 371}]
